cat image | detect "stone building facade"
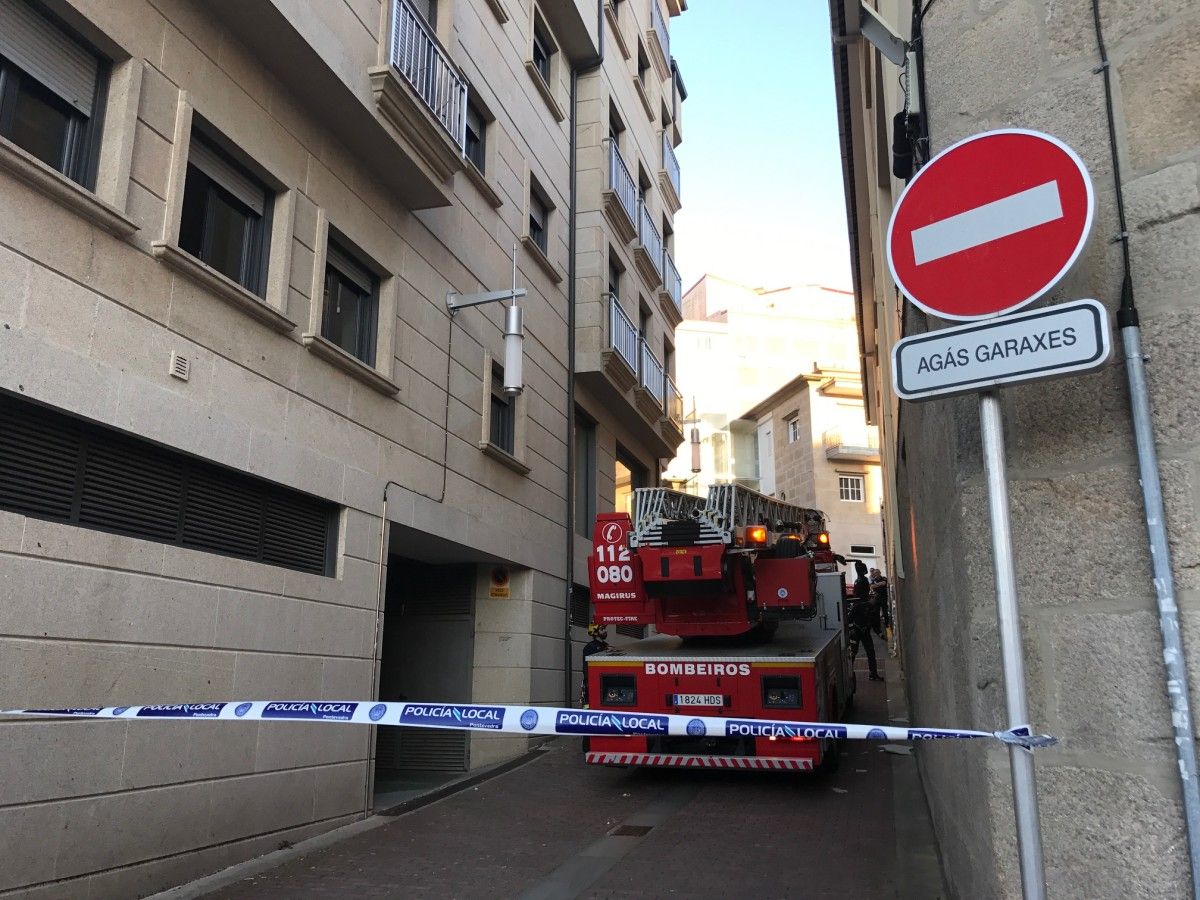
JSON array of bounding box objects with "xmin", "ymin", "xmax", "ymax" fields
[
  {"xmin": 0, "ymin": 0, "xmax": 687, "ymax": 894},
  {"xmin": 663, "ymin": 275, "xmax": 860, "ymax": 496},
  {"xmin": 830, "ymin": 0, "xmax": 1200, "ymax": 896},
  {"xmin": 737, "ymin": 369, "xmax": 884, "ymax": 573}
]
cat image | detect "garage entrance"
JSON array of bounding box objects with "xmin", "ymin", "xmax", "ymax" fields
[{"xmin": 374, "ymin": 558, "xmax": 475, "ymax": 803}]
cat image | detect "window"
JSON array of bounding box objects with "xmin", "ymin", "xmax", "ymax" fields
[
  {"xmin": 787, "ymin": 418, "xmax": 802, "ymax": 443},
  {"xmin": 464, "ymin": 94, "xmax": 486, "ymax": 172},
  {"xmin": 607, "ymin": 254, "xmax": 623, "ymax": 300},
  {"xmin": 489, "ymin": 363, "xmax": 515, "ymax": 454},
  {"xmin": 528, "ymin": 182, "xmax": 550, "ymax": 253},
  {"xmin": 839, "ymin": 474, "xmax": 865, "ymax": 502},
  {"xmin": 0, "ymin": 392, "xmax": 336, "ymax": 574},
  {"xmin": 532, "ymin": 18, "xmax": 554, "ymax": 83},
  {"xmin": 0, "ymin": 0, "xmax": 105, "ymax": 187},
  {"xmin": 850, "ymin": 544, "xmax": 876, "ymax": 556},
  {"xmin": 608, "ymin": 104, "xmax": 624, "ymax": 150},
  {"xmin": 411, "ymin": 0, "xmax": 437, "ymax": 24},
  {"xmin": 574, "ymin": 411, "xmax": 597, "ymax": 537},
  {"xmin": 178, "ymin": 133, "xmax": 271, "ymax": 296},
  {"xmin": 636, "ymin": 40, "xmax": 650, "ymax": 85},
  {"xmin": 322, "ymin": 241, "xmax": 378, "ymax": 365},
  {"xmin": 614, "ymin": 446, "xmax": 647, "ymax": 517}
]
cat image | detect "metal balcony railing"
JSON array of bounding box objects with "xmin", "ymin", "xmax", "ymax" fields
[
  {"xmin": 661, "ymin": 131, "xmax": 680, "ymax": 198},
  {"xmin": 388, "ymin": 0, "xmax": 467, "ymax": 151},
  {"xmin": 638, "ymin": 202, "xmax": 664, "ymax": 278},
  {"xmin": 608, "ymin": 142, "xmax": 638, "ymax": 227},
  {"xmin": 640, "ymin": 340, "xmax": 665, "ymax": 408},
  {"xmin": 609, "ymin": 294, "xmax": 639, "ymax": 373},
  {"xmin": 662, "ymin": 250, "xmax": 681, "ymax": 313},
  {"xmin": 650, "ymin": 0, "xmax": 670, "ymax": 68},
  {"xmin": 664, "ymin": 375, "xmax": 683, "ymax": 426}
]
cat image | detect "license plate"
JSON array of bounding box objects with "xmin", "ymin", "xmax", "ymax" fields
[{"xmin": 671, "ymin": 694, "xmax": 723, "ymax": 707}]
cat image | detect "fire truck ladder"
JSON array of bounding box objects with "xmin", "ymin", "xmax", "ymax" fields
[{"xmin": 630, "ymin": 485, "xmax": 826, "ymax": 548}]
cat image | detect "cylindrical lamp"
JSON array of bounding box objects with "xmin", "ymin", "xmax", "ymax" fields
[{"xmin": 503, "ymin": 304, "xmax": 524, "ymax": 396}]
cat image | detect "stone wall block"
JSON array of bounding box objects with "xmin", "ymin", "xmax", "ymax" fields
[
  {"xmin": 1125, "ymin": 162, "xmax": 1200, "ymax": 230},
  {"xmin": 0, "ymin": 720, "xmax": 126, "ymax": 807},
  {"xmin": 1008, "ymin": 360, "xmax": 1133, "ymax": 470},
  {"xmin": 1043, "ymin": 0, "xmax": 1197, "ymax": 67},
  {"xmin": 1046, "ymin": 609, "xmax": 1174, "ymax": 753},
  {"xmin": 0, "ymin": 638, "xmax": 235, "ymax": 709},
  {"xmin": 1039, "ymin": 764, "xmax": 1188, "ymax": 899},
  {"xmin": 120, "ymin": 720, "xmax": 258, "ymax": 790},
  {"xmin": 1160, "ymin": 459, "xmax": 1200, "ymax": 595},
  {"xmin": 991, "ymin": 468, "xmax": 1153, "ymax": 605},
  {"xmin": 1118, "ymin": 16, "xmax": 1200, "ymax": 172},
  {"xmin": 1129, "ymin": 213, "xmax": 1200, "ymax": 310},
  {"xmin": 927, "ymin": 1, "xmax": 1043, "ymax": 119}
]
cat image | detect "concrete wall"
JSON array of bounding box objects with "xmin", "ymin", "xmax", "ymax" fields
[{"xmin": 837, "ymin": 0, "xmax": 1200, "ymax": 896}]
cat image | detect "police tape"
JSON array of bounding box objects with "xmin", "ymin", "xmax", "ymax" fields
[{"xmin": 0, "ymin": 701, "xmax": 1057, "ymax": 749}]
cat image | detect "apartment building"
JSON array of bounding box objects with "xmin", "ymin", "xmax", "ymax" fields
[
  {"xmin": 0, "ymin": 0, "xmax": 687, "ymax": 893},
  {"xmin": 736, "ymin": 369, "xmax": 884, "ymax": 573},
  {"xmin": 663, "ymin": 274, "xmax": 860, "ymax": 497},
  {"xmin": 830, "ymin": 0, "xmax": 1200, "ymax": 896}
]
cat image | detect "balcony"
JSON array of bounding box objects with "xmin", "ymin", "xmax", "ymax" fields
[
  {"xmin": 635, "ymin": 339, "xmax": 666, "ymax": 421},
  {"xmin": 600, "ymin": 293, "xmax": 639, "ymax": 392},
  {"xmin": 823, "ymin": 425, "xmax": 881, "ymax": 463},
  {"xmin": 647, "ymin": 0, "xmax": 671, "ymax": 81},
  {"xmin": 659, "ymin": 131, "xmax": 681, "ymax": 213},
  {"xmin": 603, "ymin": 142, "xmax": 638, "ymax": 244},
  {"xmin": 669, "ymin": 58, "xmax": 687, "ymax": 143},
  {"xmin": 633, "ymin": 201, "xmax": 664, "ymax": 288},
  {"xmin": 369, "ymin": 0, "xmax": 467, "ymax": 186},
  {"xmin": 657, "ymin": 249, "xmax": 682, "ymax": 325},
  {"xmin": 661, "ymin": 375, "xmax": 684, "ymax": 448}
]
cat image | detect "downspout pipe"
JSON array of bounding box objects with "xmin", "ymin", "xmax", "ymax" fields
[
  {"xmin": 564, "ymin": 2, "xmax": 605, "ymax": 706},
  {"xmin": 1091, "ymin": 3, "xmax": 1200, "ymax": 894}
]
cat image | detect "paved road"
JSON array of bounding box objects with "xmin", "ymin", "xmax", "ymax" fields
[{"xmin": 203, "ymin": 660, "xmax": 944, "ymax": 899}]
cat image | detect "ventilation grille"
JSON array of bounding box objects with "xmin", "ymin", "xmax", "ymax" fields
[
  {"xmin": 616, "ymin": 624, "xmax": 645, "ymax": 639},
  {"xmin": 393, "ymin": 727, "xmax": 468, "ymax": 772},
  {"xmin": 0, "ymin": 393, "xmax": 336, "ymax": 575},
  {"xmin": 398, "ymin": 564, "xmax": 474, "ymax": 617},
  {"xmin": 570, "ymin": 587, "xmax": 591, "ymax": 628},
  {"xmin": 169, "ymin": 352, "xmax": 191, "ymax": 381}
]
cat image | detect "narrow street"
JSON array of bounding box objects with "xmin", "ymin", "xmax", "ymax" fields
[{"xmin": 196, "ymin": 660, "xmax": 943, "ymax": 900}]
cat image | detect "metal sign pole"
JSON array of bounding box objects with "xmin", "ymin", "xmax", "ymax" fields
[{"xmin": 979, "ymin": 390, "xmax": 1047, "ymax": 899}]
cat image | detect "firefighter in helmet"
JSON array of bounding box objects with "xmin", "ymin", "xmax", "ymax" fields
[{"xmin": 580, "ymin": 623, "xmax": 610, "ymax": 707}]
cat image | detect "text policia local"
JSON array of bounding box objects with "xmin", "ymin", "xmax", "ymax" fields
[{"xmin": 915, "ymin": 324, "xmax": 1079, "ymax": 374}]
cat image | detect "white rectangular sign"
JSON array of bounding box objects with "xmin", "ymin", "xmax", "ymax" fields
[{"xmin": 892, "ymin": 299, "xmax": 1110, "ymax": 401}]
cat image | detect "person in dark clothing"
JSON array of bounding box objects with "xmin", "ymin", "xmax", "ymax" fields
[
  {"xmin": 870, "ymin": 569, "xmax": 892, "ymax": 631},
  {"xmin": 580, "ymin": 624, "xmax": 610, "ymax": 706},
  {"xmin": 847, "ymin": 561, "xmax": 882, "ymax": 681}
]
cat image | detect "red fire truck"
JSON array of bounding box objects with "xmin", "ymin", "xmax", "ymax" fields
[{"xmin": 584, "ymin": 485, "xmax": 852, "ymax": 771}]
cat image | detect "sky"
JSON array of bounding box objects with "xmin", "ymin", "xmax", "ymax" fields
[{"xmin": 670, "ymin": 1, "xmax": 853, "ymax": 293}]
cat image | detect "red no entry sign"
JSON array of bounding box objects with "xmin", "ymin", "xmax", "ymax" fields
[{"xmin": 887, "ymin": 129, "xmax": 1094, "ymax": 320}]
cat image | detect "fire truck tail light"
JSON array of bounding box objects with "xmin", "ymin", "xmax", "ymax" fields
[
  {"xmin": 762, "ymin": 675, "xmax": 802, "ymax": 708},
  {"xmin": 601, "ymin": 674, "xmax": 637, "ymax": 706},
  {"xmin": 746, "ymin": 525, "xmax": 768, "ymax": 545}
]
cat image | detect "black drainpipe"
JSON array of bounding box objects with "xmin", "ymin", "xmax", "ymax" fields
[{"xmin": 564, "ymin": 2, "xmax": 605, "ymax": 706}]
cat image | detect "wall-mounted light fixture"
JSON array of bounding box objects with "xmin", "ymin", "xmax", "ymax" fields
[{"xmin": 447, "ymin": 244, "xmax": 527, "ymax": 396}]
